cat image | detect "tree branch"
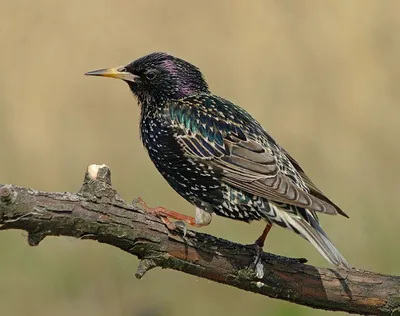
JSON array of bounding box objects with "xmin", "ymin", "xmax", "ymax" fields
[{"xmin": 0, "ymin": 164, "xmax": 398, "ymax": 315}]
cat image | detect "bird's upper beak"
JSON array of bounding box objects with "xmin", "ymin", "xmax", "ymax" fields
[{"xmin": 84, "ymin": 66, "xmax": 138, "ymax": 83}]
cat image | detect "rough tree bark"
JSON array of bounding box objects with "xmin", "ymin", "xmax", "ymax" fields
[{"xmin": 0, "ymin": 164, "xmax": 399, "ymax": 315}]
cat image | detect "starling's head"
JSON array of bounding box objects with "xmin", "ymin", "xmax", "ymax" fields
[{"xmin": 85, "ymin": 52, "xmax": 209, "ymax": 105}]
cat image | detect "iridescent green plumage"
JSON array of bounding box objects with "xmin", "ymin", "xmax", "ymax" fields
[
  {"xmin": 86, "ymin": 52, "xmax": 351, "ymax": 269},
  {"xmin": 164, "ymin": 93, "xmax": 350, "ymax": 268}
]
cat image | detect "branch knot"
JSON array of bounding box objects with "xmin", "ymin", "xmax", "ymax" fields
[{"xmin": 0, "ymin": 185, "xmax": 16, "ymax": 204}]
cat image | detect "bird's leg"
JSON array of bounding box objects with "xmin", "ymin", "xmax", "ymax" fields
[
  {"xmin": 250, "ymin": 223, "xmax": 273, "ymax": 268},
  {"xmin": 255, "ymin": 223, "xmax": 273, "ymax": 248},
  {"xmin": 134, "ymin": 198, "xmax": 212, "ymax": 234}
]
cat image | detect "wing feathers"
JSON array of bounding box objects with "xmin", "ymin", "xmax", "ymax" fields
[
  {"xmin": 168, "ymin": 97, "xmax": 344, "ymax": 217},
  {"xmin": 231, "ymin": 143, "xmax": 275, "ymax": 164},
  {"xmin": 224, "ymin": 155, "xmax": 277, "ymax": 176}
]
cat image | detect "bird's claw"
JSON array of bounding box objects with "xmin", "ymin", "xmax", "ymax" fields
[
  {"xmin": 160, "ymin": 217, "xmax": 187, "ymax": 237},
  {"xmin": 173, "ymin": 220, "xmax": 187, "ymax": 237},
  {"xmin": 249, "ymin": 243, "xmax": 263, "ymax": 270}
]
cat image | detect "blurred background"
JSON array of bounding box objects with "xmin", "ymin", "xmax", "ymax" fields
[{"xmin": 1, "ymin": 1, "xmax": 399, "ymax": 315}]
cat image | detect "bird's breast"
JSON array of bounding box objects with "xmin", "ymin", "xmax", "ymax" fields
[{"xmin": 139, "ymin": 113, "xmax": 222, "ymax": 205}]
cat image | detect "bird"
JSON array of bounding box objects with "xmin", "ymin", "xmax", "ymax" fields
[{"xmin": 85, "ymin": 52, "xmax": 351, "ymax": 269}]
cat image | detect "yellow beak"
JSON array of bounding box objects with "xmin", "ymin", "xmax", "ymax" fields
[{"xmin": 85, "ymin": 66, "xmax": 138, "ymax": 82}]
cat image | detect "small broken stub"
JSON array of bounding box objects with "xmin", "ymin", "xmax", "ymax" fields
[
  {"xmin": 0, "ymin": 185, "xmax": 16, "ymax": 204},
  {"xmin": 87, "ymin": 164, "xmax": 111, "ymax": 184},
  {"xmin": 27, "ymin": 231, "xmax": 45, "ymax": 246},
  {"xmin": 88, "ymin": 164, "xmax": 107, "ymax": 180}
]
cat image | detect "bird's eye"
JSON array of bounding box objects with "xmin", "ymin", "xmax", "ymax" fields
[{"xmin": 145, "ymin": 70, "xmax": 157, "ymax": 80}]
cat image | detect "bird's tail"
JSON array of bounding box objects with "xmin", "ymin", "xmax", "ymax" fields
[{"xmin": 270, "ymin": 207, "xmax": 351, "ymax": 270}]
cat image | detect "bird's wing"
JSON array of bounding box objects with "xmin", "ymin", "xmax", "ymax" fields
[
  {"xmin": 282, "ymin": 149, "xmax": 348, "ymax": 217},
  {"xmin": 167, "ymin": 95, "xmax": 344, "ymax": 216}
]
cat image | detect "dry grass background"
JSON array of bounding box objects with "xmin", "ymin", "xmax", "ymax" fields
[{"xmin": 1, "ymin": 1, "xmax": 399, "ymax": 315}]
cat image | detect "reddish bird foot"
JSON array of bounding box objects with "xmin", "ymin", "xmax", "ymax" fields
[{"xmin": 134, "ymin": 197, "xmax": 211, "ymax": 235}]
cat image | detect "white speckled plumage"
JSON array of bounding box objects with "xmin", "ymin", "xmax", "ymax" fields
[{"xmin": 86, "ymin": 52, "xmax": 351, "ymax": 269}]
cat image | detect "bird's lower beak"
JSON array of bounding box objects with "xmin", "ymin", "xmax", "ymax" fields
[{"xmin": 84, "ymin": 66, "xmax": 138, "ymax": 82}]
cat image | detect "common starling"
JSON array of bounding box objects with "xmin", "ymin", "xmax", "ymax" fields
[{"xmin": 85, "ymin": 52, "xmax": 351, "ymax": 269}]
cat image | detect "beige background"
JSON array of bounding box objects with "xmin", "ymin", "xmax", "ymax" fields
[{"xmin": 1, "ymin": 1, "xmax": 399, "ymax": 315}]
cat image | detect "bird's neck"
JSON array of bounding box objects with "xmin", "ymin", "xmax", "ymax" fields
[
  {"xmin": 138, "ymin": 96, "xmax": 167, "ymax": 119},
  {"xmin": 138, "ymin": 99, "xmax": 173, "ymax": 163},
  {"xmin": 139, "ymin": 101, "xmax": 160, "ymax": 123},
  {"xmin": 138, "ymin": 91, "xmax": 202, "ymax": 117}
]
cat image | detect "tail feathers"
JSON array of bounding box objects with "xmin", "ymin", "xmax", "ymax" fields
[{"xmin": 277, "ymin": 210, "xmax": 351, "ymax": 270}]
